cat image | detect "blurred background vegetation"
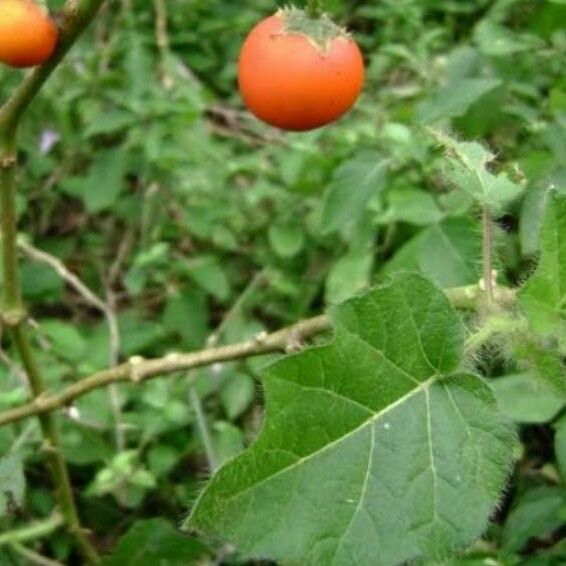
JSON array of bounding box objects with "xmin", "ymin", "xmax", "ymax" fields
[{"xmin": 0, "ymin": 0, "xmax": 565, "ymax": 563}]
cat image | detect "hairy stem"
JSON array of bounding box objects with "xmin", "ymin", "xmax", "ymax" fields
[
  {"xmin": 0, "ymin": 283, "xmax": 518, "ymax": 429},
  {"xmin": 482, "ymin": 207, "xmax": 495, "ymax": 304},
  {"xmin": 0, "ymin": 315, "xmax": 331, "ymax": 427}
]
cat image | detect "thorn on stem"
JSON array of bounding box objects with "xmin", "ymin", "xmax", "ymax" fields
[
  {"xmin": 0, "ymin": 154, "xmax": 17, "ymax": 168},
  {"xmin": 164, "ymin": 352, "xmax": 181, "ymax": 364},
  {"xmin": 285, "ymin": 330, "xmax": 303, "ymax": 353},
  {"xmin": 206, "ymin": 334, "xmax": 219, "ymax": 348},
  {"xmin": 1, "ymin": 308, "xmax": 27, "ymax": 327},
  {"xmin": 128, "ymin": 356, "xmax": 145, "ymax": 382},
  {"xmin": 41, "ymin": 438, "xmax": 57, "ymax": 455},
  {"xmin": 66, "ymin": 406, "xmax": 80, "ymax": 420},
  {"xmin": 254, "ymin": 331, "xmax": 268, "ymax": 345}
]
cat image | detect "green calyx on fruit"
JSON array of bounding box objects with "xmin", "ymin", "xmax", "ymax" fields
[{"xmin": 277, "ymin": 6, "xmax": 350, "ymax": 54}]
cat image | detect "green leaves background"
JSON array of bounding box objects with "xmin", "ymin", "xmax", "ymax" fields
[{"xmin": 0, "ymin": 0, "xmax": 565, "ymax": 563}]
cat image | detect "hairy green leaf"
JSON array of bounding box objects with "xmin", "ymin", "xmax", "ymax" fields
[
  {"xmin": 186, "ymin": 274, "xmax": 515, "ymax": 565},
  {"xmin": 383, "ymin": 218, "xmax": 481, "ymax": 288},
  {"xmin": 432, "ymin": 130, "xmax": 523, "ymax": 212},
  {"xmin": 520, "ymin": 194, "xmax": 566, "ymax": 347}
]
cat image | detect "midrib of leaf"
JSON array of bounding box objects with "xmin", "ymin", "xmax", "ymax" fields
[
  {"xmin": 217, "ymin": 374, "xmax": 440, "ymax": 506},
  {"xmin": 202, "ymin": 283, "xmax": 449, "ymax": 508},
  {"xmin": 346, "ymin": 329, "xmax": 426, "ymax": 386},
  {"xmin": 399, "ymin": 288, "xmax": 439, "ymax": 373}
]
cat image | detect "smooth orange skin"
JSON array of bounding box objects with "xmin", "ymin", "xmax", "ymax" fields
[
  {"xmin": 0, "ymin": 0, "xmax": 58, "ymax": 68},
  {"xmin": 238, "ymin": 14, "xmax": 365, "ymax": 132}
]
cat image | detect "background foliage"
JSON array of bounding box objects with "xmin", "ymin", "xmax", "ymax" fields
[{"xmin": 0, "ymin": 0, "xmax": 565, "ymax": 564}]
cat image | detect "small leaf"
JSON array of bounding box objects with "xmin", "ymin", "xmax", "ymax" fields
[
  {"xmin": 320, "ymin": 152, "xmax": 389, "ymax": 234},
  {"xmin": 432, "ymin": 130, "xmax": 523, "ymax": 213},
  {"xmin": 0, "ymin": 453, "xmax": 25, "ymax": 518},
  {"xmin": 325, "ymin": 248, "xmax": 374, "ymax": 304},
  {"xmin": 163, "ymin": 290, "xmax": 208, "ymax": 349},
  {"xmin": 492, "ymin": 373, "xmax": 565, "ymax": 424},
  {"xmin": 221, "ymin": 373, "xmax": 256, "ymax": 421},
  {"xmin": 520, "ymin": 194, "xmax": 566, "ymax": 347},
  {"xmin": 147, "ymin": 445, "xmax": 180, "ymax": 477},
  {"xmin": 62, "ymin": 427, "xmax": 112, "ymax": 465},
  {"xmin": 84, "ymin": 109, "xmax": 137, "ymax": 138},
  {"xmin": 183, "ymin": 256, "xmax": 230, "ymax": 302},
  {"xmin": 103, "ymin": 518, "xmax": 208, "ymax": 565},
  {"xmin": 376, "ymin": 188, "xmax": 443, "ymax": 226},
  {"xmin": 418, "ymin": 78, "xmax": 502, "ymax": 123},
  {"xmin": 502, "ymin": 487, "xmax": 566, "ymax": 554},
  {"xmin": 41, "ymin": 320, "xmax": 86, "ymax": 363},
  {"xmin": 268, "ymin": 222, "xmax": 305, "ymax": 258},
  {"xmin": 383, "ymin": 218, "xmax": 481, "ymax": 288},
  {"xmin": 20, "ymin": 262, "xmax": 64, "ymax": 301},
  {"xmin": 119, "ymin": 311, "xmax": 167, "ymax": 356},
  {"xmin": 61, "ymin": 151, "xmax": 127, "ymax": 213},
  {"xmin": 186, "ymin": 274, "xmax": 515, "ymax": 565},
  {"xmin": 474, "ymin": 20, "xmax": 540, "ymax": 57}
]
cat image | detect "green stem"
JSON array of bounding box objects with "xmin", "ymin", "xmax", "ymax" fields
[
  {"xmin": 0, "ymin": 514, "xmax": 64, "ymax": 547},
  {"xmin": 307, "ymin": 0, "xmax": 324, "ymax": 18},
  {"xmin": 10, "ymin": 543, "xmax": 64, "ymax": 566},
  {"xmin": 0, "ymin": 283, "xmax": 518, "ymax": 429},
  {"xmin": 12, "ymin": 327, "xmax": 100, "ymax": 564},
  {"xmin": 0, "ymin": 0, "xmax": 109, "ymax": 132},
  {"xmin": 0, "ymin": 3, "xmax": 108, "ymax": 561},
  {"xmin": 0, "ymin": 136, "xmax": 22, "ymax": 316}
]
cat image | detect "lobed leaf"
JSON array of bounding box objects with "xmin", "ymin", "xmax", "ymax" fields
[{"xmin": 186, "ymin": 274, "xmax": 516, "ymax": 565}]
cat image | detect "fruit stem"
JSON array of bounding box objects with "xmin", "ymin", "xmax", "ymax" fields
[{"xmin": 307, "ymin": 0, "xmax": 324, "ymax": 18}]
